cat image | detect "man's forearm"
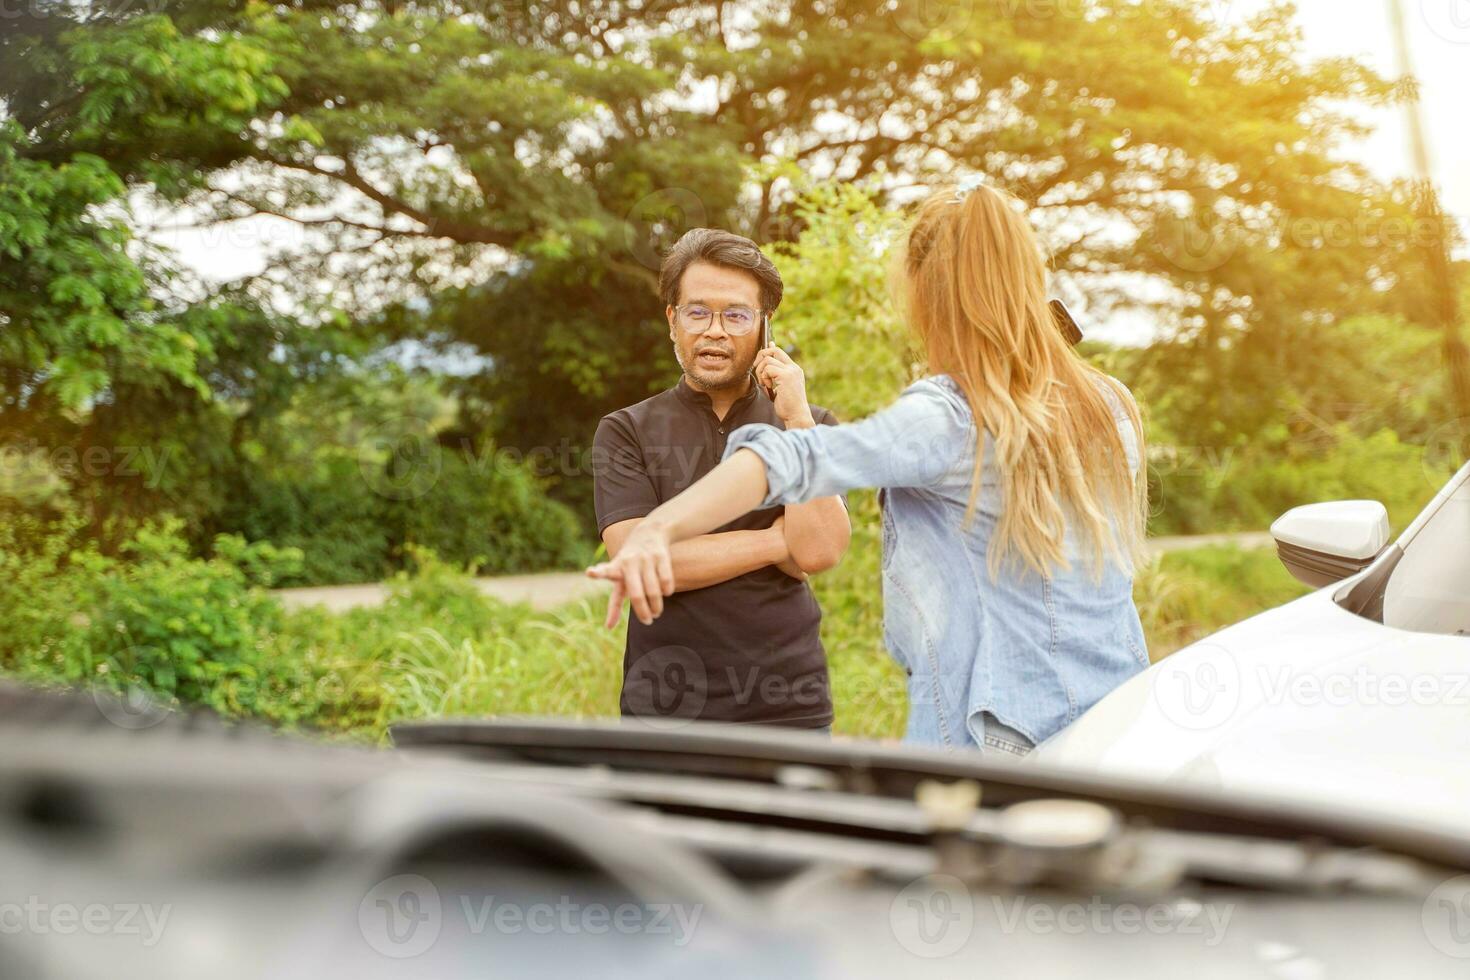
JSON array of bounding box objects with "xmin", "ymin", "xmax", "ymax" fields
[
  {"xmin": 781, "ymin": 496, "xmax": 850, "ymax": 574},
  {"xmin": 664, "ymin": 528, "xmax": 784, "ymax": 592},
  {"xmin": 776, "ymin": 413, "xmax": 851, "ymax": 573}
]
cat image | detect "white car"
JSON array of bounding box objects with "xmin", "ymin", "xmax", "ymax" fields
[{"xmin": 1038, "ymin": 460, "xmax": 1470, "ymax": 836}]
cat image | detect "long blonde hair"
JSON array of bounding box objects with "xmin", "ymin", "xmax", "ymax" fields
[{"xmin": 895, "ymin": 182, "xmax": 1148, "ymax": 579}]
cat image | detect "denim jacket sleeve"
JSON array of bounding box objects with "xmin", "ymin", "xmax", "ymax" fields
[{"xmin": 721, "ymin": 378, "xmax": 974, "ymax": 508}]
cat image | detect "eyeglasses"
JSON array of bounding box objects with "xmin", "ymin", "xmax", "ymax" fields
[{"xmin": 673, "ymin": 304, "xmax": 763, "ymax": 336}]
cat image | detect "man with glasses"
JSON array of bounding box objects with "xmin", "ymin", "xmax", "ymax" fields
[{"xmin": 592, "ymin": 228, "xmax": 851, "ymax": 731}]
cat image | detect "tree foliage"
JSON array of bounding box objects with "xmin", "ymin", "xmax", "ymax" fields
[{"xmin": 2, "ymin": 0, "xmax": 1462, "ymax": 555}]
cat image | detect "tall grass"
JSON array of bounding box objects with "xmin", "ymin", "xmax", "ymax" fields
[{"xmin": 280, "ymin": 533, "xmax": 1307, "ymax": 744}]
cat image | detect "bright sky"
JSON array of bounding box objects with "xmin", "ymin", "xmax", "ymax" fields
[
  {"xmin": 1248, "ymin": 0, "xmax": 1470, "ymax": 226},
  {"xmin": 152, "ymin": 2, "xmax": 1470, "ymax": 330}
]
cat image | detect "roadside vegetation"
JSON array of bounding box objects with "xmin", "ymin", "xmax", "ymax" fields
[
  {"xmin": 3, "ymin": 2, "xmax": 1465, "ymax": 738},
  {"xmin": 3, "ymin": 513, "xmax": 1306, "ymax": 742}
]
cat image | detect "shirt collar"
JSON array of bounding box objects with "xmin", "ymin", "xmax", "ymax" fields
[{"xmin": 674, "ymin": 374, "xmax": 762, "ymax": 416}]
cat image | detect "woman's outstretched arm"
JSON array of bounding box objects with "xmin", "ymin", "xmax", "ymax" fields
[
  {"xmin": 587, "ymin": 378, "xmax": 973, "ymax": 627},
  {"xmin": 586, "ymin": 448, "xmax": 772, "ymax": 625}
]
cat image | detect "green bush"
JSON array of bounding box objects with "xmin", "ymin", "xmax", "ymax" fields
[
  {"xmin": 0, "ymin": 510, "xmax": 1317, "ymax": 744},
  {"xmin": 31, "ymin": 520, "xmax": 319, "ymax": 723},
  {"xmin": 1147, "ymin": 427, "xmax": 1449, "ymax": 536},
  {"xmin": 384, "ymin": 454, "xmax": 591, "ymax": 577},
  {"xmin": 0, "ymin": 510, "xmax": 91, "ymax": 674},
  {"xmin": 216, "ymin": 457, "xmax": 392, "ymax": 587},
  {"xmin": 215, "ymin": 369, "xmax": 594, "ymax": 586}
]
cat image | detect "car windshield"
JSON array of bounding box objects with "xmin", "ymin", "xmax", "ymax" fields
[{"xmin": 1378, "ymin": 466, "xmax": 1470, "ymax": 636}]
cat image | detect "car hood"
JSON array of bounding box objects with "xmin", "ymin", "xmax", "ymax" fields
[{"xmin": 1035, "ymin": 587, "xmax": 1470, "ymax": 835}]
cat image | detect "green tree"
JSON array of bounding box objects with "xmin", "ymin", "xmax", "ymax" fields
[
  {"xmin": 8, "ymin": 0, "xmax": 1460, "ymax": 539},
  {"xmin": 6, "ymin": 2, "xmax": 1426, "ymax": 460},
  {"xmin": 1, "ymin": 6, "xmax": 303, "ymax": 420}
]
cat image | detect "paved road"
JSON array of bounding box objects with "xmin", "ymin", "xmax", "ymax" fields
[
  {"xmin": 1148, "ymin": 531, "xmax": 1273, "ymax": 555},
  {"xmin": 274, "ymin": 572, "xmax": 611, "ymax": 614},
  {"xmin": 272, "ymin": 532, "xmax": 1275, "ymax": 614}
]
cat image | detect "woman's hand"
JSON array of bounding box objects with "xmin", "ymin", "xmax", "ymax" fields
[{"xmin": 586, "ymin": 519, "xmax": 676, "ymax": 627}]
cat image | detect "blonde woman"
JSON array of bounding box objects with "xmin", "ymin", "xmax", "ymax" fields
[{"xmin": 588, "ymin": 180, "xmax": 1149, "ymax": 753}]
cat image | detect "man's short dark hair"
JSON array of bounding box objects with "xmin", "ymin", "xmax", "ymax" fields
[{"xmin": 658, "ymin": 228, "xmax": 783, "ymax": 313}]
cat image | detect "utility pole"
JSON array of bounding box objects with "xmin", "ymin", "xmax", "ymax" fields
[{"xmin": 1387, "ymin": 0, "xmax": 1470, "ymax": 419}]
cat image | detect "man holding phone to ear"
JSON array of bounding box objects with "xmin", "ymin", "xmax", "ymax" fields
[{"xmin": 591, "ymin": 228, "xmax": 851, "ymax": 731}]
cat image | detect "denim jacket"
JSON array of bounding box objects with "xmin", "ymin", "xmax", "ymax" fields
[{"xmin": 721, "ymin": 374, "xmax": 1148, "ymax": 750}]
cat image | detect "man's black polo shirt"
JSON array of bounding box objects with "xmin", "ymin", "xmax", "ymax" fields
[{"xmin": 592, "ymin": 376, "xmax": 839, "ymax": 728}]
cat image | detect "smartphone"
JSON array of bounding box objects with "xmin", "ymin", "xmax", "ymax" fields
[
  {"xmin": 1050, "ymin": 300, "xmax": 1085, "ymax": 346},
  {"xmin": 757, "ymin": 313, "xmax": 776, "ymax": 399}
]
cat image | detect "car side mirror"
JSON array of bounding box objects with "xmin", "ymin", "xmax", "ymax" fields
[{"xmin": 1270, "ymin": 500, "xmax": 1391, "ymax": 588}]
